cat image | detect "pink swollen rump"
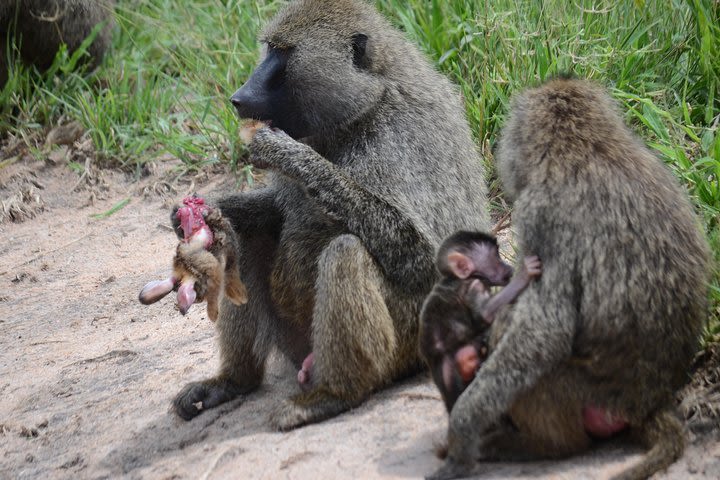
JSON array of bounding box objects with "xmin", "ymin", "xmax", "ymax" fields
[
  {"xmin": 455, "ymin": 345, "xmax": 480, "ymax": 383},
  {"xmin": 582, "ymin": 405, "xmax": 629, "ymax": 438}
]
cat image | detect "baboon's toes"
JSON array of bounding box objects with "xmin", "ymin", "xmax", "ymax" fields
[
  {"xmin": 271, "ymin": 400, "xmax": 310, "ymax": 431},
  {"xmin": 425, "ymin": 460, "xmax": 475, "ymax": 480},
  {"xmin": 173, "ymin": 380, "xmax": 237, "ymax": 420}
]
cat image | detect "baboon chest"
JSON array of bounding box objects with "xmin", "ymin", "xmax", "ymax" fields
[{"xmin": 270, "ymin": 187, "xmax": 343, "ymax": 325}]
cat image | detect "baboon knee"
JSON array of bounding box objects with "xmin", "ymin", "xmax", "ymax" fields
[{"xmin": 318, "ymin": 234, "xmax": 366, "ymax": 269}]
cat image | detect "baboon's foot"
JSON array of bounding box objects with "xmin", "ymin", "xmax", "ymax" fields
[
  {"xmin": 270, "ymin": 390, "xmax": 357, "ymax": 431},
  {"xmin": 425, "ymin": 459, "xmax": 478, "ymax": 480},
  {"xmin": 173, "ymin": 378, "xmax": 244, "ymax": 420}
]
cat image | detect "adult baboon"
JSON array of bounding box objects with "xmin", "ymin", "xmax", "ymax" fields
[
  {"xmin": 430, "ymin": 77, "xmax": 710, "ymax": 480},
  {"xmin": 0, "ymin": 0, "xmax": 114, "ymax": 86},
  {"xmin": 167, "ymin": 0, "xmax": 489, "ymax": 430}
]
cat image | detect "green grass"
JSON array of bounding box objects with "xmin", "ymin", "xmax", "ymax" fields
[{"xmin": 1, "ymin": 0, "xmax": 718, "ymax": 337}]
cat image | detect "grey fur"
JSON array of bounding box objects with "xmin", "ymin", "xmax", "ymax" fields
[
  {"xmin": 429, "ymin": 78, "xmax": 711, "ymax": 480},
  {"xmin": 0, "ymin": 0, "xmax": 114, "ymax": 85},
  {"xmin": 171, "ymin": 0, "xmax": 488, "ymax": 430}
]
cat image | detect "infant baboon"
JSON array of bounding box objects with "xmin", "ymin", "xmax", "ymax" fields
[
  {"xmin": 139, "ymin": 197, "xmax": 247, "ymax": 322},
  {"xmin": 419, "ymin": 231, "xmax": 541, "ymax": 412},
  {"xmin": 0, "ymin": 0, "xmax": 114, "ymax": 86},
  {"xmin": 157, "ymin": 0, "xmax": 489, "ymax": 430},
  {"xmin": 430, "ymin": 78, "xmax": 711, "ymax": 480}
]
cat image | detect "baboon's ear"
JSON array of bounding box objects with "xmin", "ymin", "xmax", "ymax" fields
[
  {"xmin": 352, "ymin": 33, "xmax": 369, "ymax": 68},
  {"xmin": 447, "ymin": 252, "xmax": 475, "ymax": 279}
]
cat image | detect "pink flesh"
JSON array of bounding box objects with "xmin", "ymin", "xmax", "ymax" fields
[
  {"xmin": 298, "ymin": 352, "xmax": 314, "ymax": 385},
  {"xmin": 582, "ymin": 405, "xmax": 629, "ymax": 438},
  {"xmin": 177, "ymin": 281, "xmax": 197, "ymax": 315},
  {"xmin": 138, "ymin": 277, "xmax": 176, "ymax": 304},
  {"xmin": 455, "ymin": 345, "xmax": 479, "ymax": 382},
  {"xmin": 177, "ymin": 196, "xmax": 213, "ymax": 248}
]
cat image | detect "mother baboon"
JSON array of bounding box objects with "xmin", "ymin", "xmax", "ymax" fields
[{"xmin": 431, "ymin": 78, "xmax": 710, "ymax": 480}]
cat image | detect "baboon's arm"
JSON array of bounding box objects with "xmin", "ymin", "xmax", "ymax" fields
[
  {"xmin": 445, "ymin": 274, "xmax": 575, "ymax": 463},
  {"xmin": 476, "ymin": 274, "xmax": 530, "ymax": 323},
  {"xmin": 171, "ymin": 186, "xmax": 283, "ymax": 239},
  {"xmin": 250, "ymin": 128, "xmax": 435, "ymax": 293}
]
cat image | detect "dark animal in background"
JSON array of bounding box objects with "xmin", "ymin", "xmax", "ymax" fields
[
  {"xmin": 161, "ymin": 0, "xmax": 489, "ymax": 430},
  {"xmin": 419, "ymin": 231, "xmax": 541, "ymax": 412},
  {"xmin": 0, "ymin": 0, "xmax": 115, "ymax": 87},
  {"xmin": 429, "ymin": 77, "xmax": 711, "ymax": 480}
]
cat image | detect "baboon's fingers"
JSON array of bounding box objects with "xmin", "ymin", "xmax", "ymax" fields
[
  {"xmin": 201, "ymin": 208, "xmax": 225, "ymax": 233},
  {"xmin": 522, "ymin": 256, "xmax": 542, "ymax": 277},
  {"xmin": 138, "ymin": 277, "xmax": 176, "ymax": 304},
  {"xmin": 173, "ymin": 380, "xmax": 243, "ymax": 421}
]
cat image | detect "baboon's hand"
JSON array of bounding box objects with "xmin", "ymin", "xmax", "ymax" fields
[
  {"xmin": 139, "ymin": 207, "xmax": 247, "ymax": 321},
  {"xmin": 521, "ymin": 255, "xmax": 542, "ymax": 279},
  {"xmin": 465, "ymin": 278, "xmax": 490, "ymax": 301},
  {"xmin": 247, "ymin": 126, "xmax": 315, "ymax": 172},
  {"xmin": 175, "ymin": 207, "xmax": 248, "ymax": 319}
]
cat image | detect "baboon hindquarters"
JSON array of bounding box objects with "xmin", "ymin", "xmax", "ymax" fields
[{"xmin": 272, "ymin": 234, "xmax": 422, "ymax": 429}]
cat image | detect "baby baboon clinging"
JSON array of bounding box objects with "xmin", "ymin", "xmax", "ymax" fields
[
  {"xmin": 429, "ymin": 78, "xmax": 711, "ymax": 480},
  {"xmin": 161, "ymin": 0, "xmax": 488, "ymax": 430},
  {"xmin": 419, "ymin": 231, "xmax": 541, "ymax": 412},
  {"xmin": 0, "ymin": 0, "xmax": 114, "ymax": 86}
]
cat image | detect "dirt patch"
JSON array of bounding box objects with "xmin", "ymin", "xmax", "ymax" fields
[{"xmin": 0, "ymin": 158, "xmax": 718, "ymax": 480}]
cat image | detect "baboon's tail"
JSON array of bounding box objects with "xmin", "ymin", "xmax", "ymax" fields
[{"xmin": 611, "ymin": 407, "xmax": 684, "ymax": 480}]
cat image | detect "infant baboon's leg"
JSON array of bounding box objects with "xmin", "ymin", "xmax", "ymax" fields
[{"xmin": 272, "ymin": 234, "xmax": 399, "ymax": 430}]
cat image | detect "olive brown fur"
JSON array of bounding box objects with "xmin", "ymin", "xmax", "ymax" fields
[
  {"xmin": 430, "ymin": 78, "xmax": 711, "ymax": 480},
  {"xmin": 170, "ymin": 0, "xmax": 488, "ymax": 431}
]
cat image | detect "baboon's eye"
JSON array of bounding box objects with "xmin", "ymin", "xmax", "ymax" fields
[
  {"xmin": 351, "ymin": 33, "xmax": 368, "ymax": 68},
  {"xmin": 264, "ymin": 44, "xmax": 291, "ymax": 90}
]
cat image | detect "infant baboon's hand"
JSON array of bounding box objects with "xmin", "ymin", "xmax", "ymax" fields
[{"xmin": 522, "ymin": 255, "xmax": 542, "ymax": 279}]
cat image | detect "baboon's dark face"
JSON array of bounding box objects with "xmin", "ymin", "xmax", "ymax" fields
[
  {"xmin": 230, "ymin": 45, "xmax": 305, "ymax": 137},
  {"xmin": 231, "ymin": 27, "xmax": 385, "ymax": 140}
]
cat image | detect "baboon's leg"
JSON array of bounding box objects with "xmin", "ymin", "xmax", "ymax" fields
[
  {"xmin": 477, "ymin": 413, "xmax": 591, "ymax": 461},
  {"xmin": 272, "ymin": 234, "xmax": 399, "ymax": 430},
  {"xmin": 173, "ymin": 232, "xmax": 278, "ymax": 420}
]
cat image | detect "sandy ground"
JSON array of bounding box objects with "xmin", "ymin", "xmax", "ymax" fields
[{"xmin": 1, "ymin": 150, "xmax": 719, "ymax": 480}]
